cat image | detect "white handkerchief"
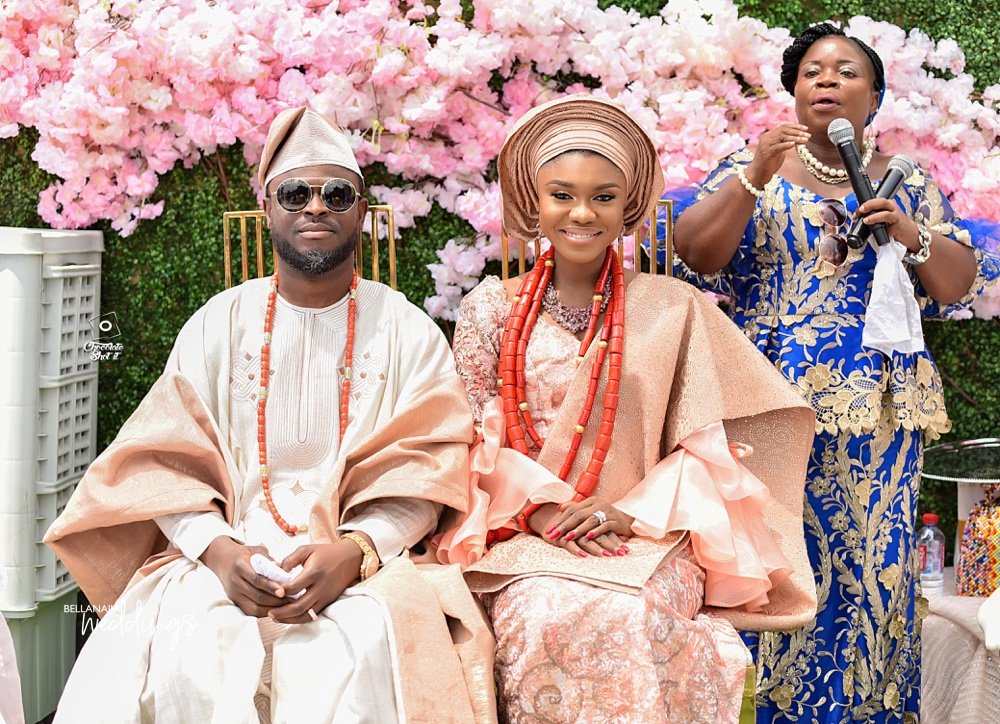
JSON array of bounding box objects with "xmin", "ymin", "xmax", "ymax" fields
[
  {"xmin": 979, "ymin": 587, "xmax": 1000, "ymax": 653},
  {"xmin": 862, "ymin": 240, "xmax": 925, "ymax": 355}
]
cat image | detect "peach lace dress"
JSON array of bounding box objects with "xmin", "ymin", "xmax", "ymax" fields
[{"xmin": 451, "ymin": 276, "xmax": 753, "ymax": 723}]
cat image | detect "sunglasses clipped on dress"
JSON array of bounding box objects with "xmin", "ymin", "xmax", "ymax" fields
[
  {"xmin": 816, "ymin": 197, "xmax": 851, "ymax": 267},
  {"xmin": 271, "ymin": 177, "xmax": 360, "ymax": 214}
]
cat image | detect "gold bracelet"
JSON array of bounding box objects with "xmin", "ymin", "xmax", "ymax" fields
[
  {"xmin": 736, "ymin": 164, "xmax": 764, "ymax": 198},
  {"xmin": 342, "ymin": 532, "xmax": 380, "ymax": 581}
]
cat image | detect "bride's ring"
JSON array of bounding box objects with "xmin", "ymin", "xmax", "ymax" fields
[{"xmin": 591, "ymin": 510, "xmax": 607, "ymax": 525}]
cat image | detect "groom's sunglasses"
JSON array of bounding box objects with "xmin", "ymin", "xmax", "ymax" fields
[{"xmin": 272, "ymin": 178, "xmax": 359, "ymax": 214}]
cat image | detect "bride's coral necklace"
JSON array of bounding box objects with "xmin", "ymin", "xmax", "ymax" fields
[
  {"xmin": 257, "ymin": 272, "xmax": 358, "ymax": 535},
  {"xmin": 496, "ymin": 246, "xmax": 625, "ymax": 535}
]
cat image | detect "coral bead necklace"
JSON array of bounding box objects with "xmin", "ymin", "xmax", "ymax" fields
[
  {"xmin": 495, "ymin": 246, "xmax": 625, "ymax": 536},
  {"xmin": 257, "ymin": 272, "xmax": 358, "ymax": 535}
]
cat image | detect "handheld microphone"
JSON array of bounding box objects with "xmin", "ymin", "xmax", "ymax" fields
[
  {"xmin": 846, "ymin": 155, "xmax": 916, "ymax": 248},
  {"xmin": 827, "ymin": 118, "xmax": 891, "ymax": 247}
]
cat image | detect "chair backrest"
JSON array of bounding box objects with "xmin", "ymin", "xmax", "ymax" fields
[
  {"xmin": 500, "ymin": 199, "xmax": 674, "ymax": 279},
  {"xmin": 224, "ymin": 199, "xmax": 672, "ymax": 287},
  {"xmin": 222, "ymin": 205, "xmax": 398, "ymax": 289}
]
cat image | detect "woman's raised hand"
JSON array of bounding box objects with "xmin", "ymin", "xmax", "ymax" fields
[{"xmin": 746, "ymin": 123, "xmax": 811, "ymax": 188}]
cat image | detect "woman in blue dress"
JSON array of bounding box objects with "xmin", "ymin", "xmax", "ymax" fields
[{"xmin": 663, "ymin": 22, "xmax": 1000, "ymax": 723}]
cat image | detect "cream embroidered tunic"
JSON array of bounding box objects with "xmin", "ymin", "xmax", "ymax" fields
[{"xmin": 157, "ymin": 278, "xmax": 441, "ymax": 563}]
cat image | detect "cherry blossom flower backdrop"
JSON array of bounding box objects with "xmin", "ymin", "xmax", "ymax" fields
[{"xmin": 2, "ymin": 0, "xmax": 999, "ymax": 319}]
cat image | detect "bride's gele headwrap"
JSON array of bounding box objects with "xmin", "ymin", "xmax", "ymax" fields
[{"xmin": 497, "ymin": 94, "xmax": 665, "ymax": 241}]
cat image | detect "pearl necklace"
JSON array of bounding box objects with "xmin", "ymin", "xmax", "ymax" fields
[
  {"xmin": 797, "ymin": 139, "xmax": 875, "ymax": 185},
  {"xmin": 257, "ymin": 272, "xmax": 358, "ymax": 536}
]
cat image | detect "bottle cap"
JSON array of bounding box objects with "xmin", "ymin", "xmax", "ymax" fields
[{"xmin": 922, "ymin": 513, "xmax": 939, "ymax": 525}]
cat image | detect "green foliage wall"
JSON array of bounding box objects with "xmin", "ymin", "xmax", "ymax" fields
[
  {"xmin": 0, "ymin": 128, "xmax": 55, "ymax": 225},
  {"xmin": 2, "ymin": 4, "xmax": 998, "ymax": 551},
  {"xmin": 740, "ymin": 0, "xmax": 999, "ymax": 89}
]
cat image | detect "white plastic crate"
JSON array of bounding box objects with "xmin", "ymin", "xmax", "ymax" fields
[
  {"xmin": 35, "ymin": 477, "xmax": 80, "ymax": 601},
  {"xmin": 1, "ymin": 229, "xmax": 103, "ymax": 724},
  {"xmin": 36, "ymin": 376, "xmax": 97, "ymax": 487},
  {"xmin": 39, "ymin": 262, "xmax": 101, "ymax": 379},
  {"xmin": 1, "ymin": 227, "xmax": 103, "ymax": 616},
  {"xmin": 4, "ymin": 589, "xmax": 78, "ymax": 724}
]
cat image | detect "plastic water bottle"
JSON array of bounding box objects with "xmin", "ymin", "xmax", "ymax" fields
[{"xmin": 917, "ymin": 513, "xmax": 946, "ymax": 598}]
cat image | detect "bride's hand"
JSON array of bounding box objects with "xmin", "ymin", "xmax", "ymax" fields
[{"xmin": 542, "ymin": 496, "xmax": 633, "ymax": 557}]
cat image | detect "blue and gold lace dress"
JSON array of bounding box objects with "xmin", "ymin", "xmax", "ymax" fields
[{"xmin": 661, "ymin": 147, "xmax": 1000, "ymax": 723}]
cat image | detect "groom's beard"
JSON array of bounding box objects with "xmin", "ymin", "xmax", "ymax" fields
[{"xmin": 272, "ymin": 230, "xmax": 356, "ymax": 277}]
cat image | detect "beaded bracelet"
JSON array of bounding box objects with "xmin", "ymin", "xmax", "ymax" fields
[
  {"xmin": 516, "ymin": 502, "xmax": 543, "ymax": 533},
  {"xmin": 736, "ymin": 164, "xmax": 764, "ymax": 198},
  {"xmin": 903, "ymin": 224, "xmax": 932, "ymax": 265}
]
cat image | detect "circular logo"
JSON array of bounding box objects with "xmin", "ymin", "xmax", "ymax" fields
[{"xmin": 99, "ymin": 320, "xmax": 114, "ymax": 333}]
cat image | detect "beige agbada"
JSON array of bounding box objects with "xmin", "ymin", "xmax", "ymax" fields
[
  {"xmin": 44, "ymin": 107, "xmax": 495, "ymax": 723},
  {"xmin": 45, "ymin": 283, "xmax": 495, "ymax": 723}
]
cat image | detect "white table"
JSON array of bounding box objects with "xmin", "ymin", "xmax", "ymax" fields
[{"xmin": 921, "ymin": 568, "xmax": 1000, "ymax": 723}]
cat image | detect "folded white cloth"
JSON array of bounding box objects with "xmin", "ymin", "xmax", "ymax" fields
[
  {"xmin": 862, "ymin": 240, "xmax": 925, "ymax": 355},
  {"xmin": 980, "ymin": 587, "xmax": 1000, "ymax": 653}
]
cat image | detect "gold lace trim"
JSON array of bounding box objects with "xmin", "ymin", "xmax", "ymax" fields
[{"xmin": 794, "ymin": 358, "xmax": 951, "ymax": 440}]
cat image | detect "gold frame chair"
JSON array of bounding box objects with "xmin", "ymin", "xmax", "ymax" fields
[
  {"xmin": 499, "ymin": 199, "xmax": 674, "ymax": 278},
  {"xmin": 222, "ymin": 205, "xmax": 398, "ymax": 289}
]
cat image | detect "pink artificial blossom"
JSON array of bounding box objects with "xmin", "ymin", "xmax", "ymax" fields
[{"xmin": 2, "ymin": 0, "xmax": 997, "ymax": 320}]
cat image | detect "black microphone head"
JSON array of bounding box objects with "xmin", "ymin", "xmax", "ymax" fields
[
  {"xmin": 887, "ymin": 155, "xmax": 915, "ymax": 178},
  {"xmin": 827, "ymin": 118, "xmax": 855, "ymax": 145}
]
